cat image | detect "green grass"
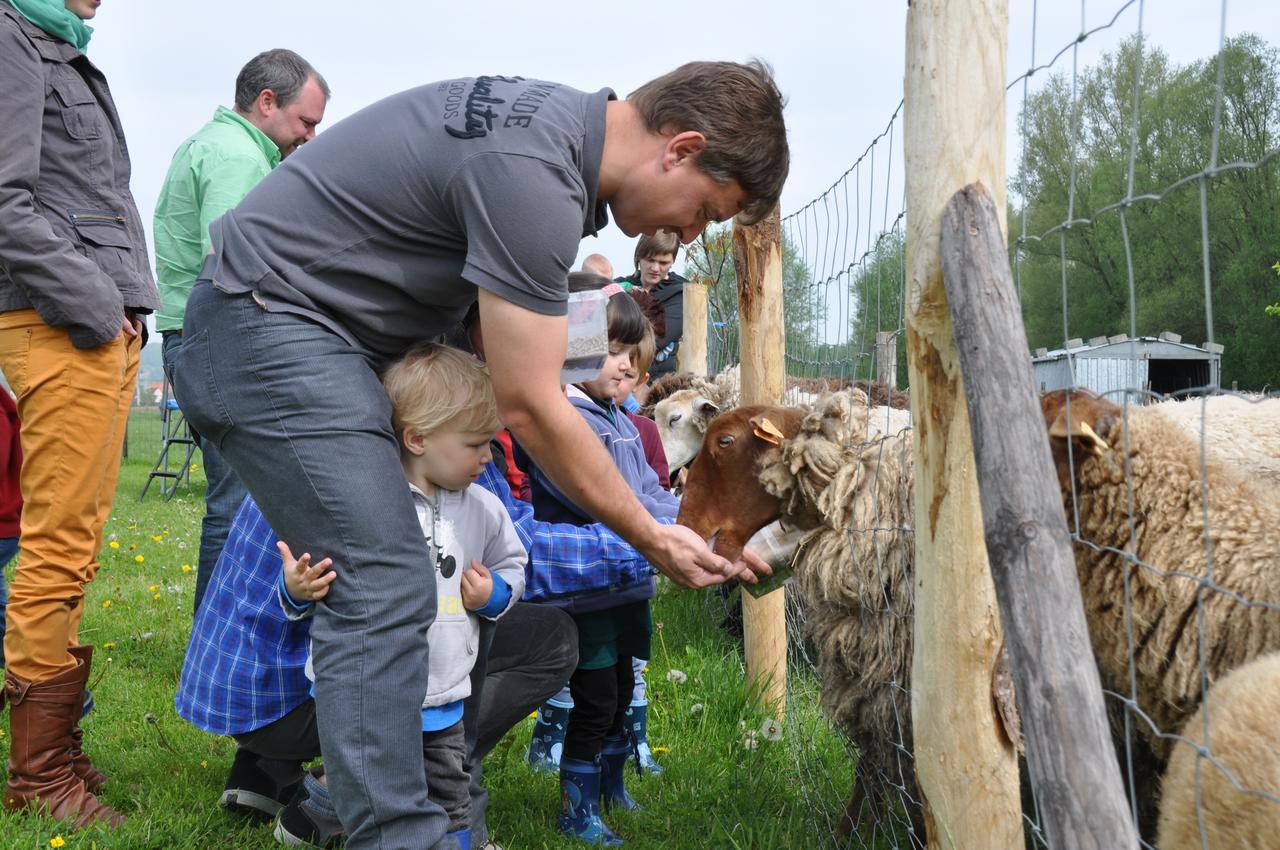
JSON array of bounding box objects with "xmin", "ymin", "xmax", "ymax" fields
[{"xmin": 0, "ymin": 409, "xmax": 874, "ymax": 850}]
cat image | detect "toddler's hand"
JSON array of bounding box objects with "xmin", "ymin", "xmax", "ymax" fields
[
  {"xmin": 460, "ymin": 560, "xmax": 493, "ymax": 610},
  {"xmin": 279, "ymin": 540, "xmax": 337, "ymax": 603}
]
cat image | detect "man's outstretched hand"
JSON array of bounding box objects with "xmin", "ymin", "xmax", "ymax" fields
[{"xmin": 643, "ymin": 523, "xmax": 773, "ymax": 589}]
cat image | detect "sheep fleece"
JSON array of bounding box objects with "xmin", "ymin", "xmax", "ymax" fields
[{"xmin": 1068, "ymin": 406, "xmax": 1280, "ymax": 760}]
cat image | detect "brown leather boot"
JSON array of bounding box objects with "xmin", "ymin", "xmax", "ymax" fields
[
  {"xmin": 3, "ymin": 660, "xmax": 123, "ymax": 828},
  {"xmin": 66, "ymin": 645, "xmax": 107, "ymax": 795}
]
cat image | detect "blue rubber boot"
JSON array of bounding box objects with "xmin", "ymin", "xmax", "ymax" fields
[
  {"xmin": 624, "ymin": 701, "xmax": 662, "ymax": 775},
  {"xmin": 600, "ymin": 736, "xmax": 641, "ymax": 811},
  {"xmin": 450, "ymin": 827, "xmax": 471, "ymax": 850},
  {"xmin": 557, "ymin": 758, "xmax": 623, "ymax": 846},
  {"xmin": 527, "ymin": 698, "xmax": 572, "ymax": 774}
]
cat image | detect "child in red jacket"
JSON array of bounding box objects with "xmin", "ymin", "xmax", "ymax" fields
[{"xmin": 0, "ymin": 389, "xmax": 22, "ymax": 668}]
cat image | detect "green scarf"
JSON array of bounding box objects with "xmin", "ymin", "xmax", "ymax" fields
[{"xmin": 7, "ymin": 0, "xmax": 92, "ymax": 52}]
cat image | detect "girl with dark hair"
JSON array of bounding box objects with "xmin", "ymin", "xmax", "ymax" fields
[{"xmin": 516, "ymin": 283, "xmax": 676, "ymax": 845}]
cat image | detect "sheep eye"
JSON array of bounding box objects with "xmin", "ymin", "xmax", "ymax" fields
[
  {"xmin": 717, "ymin": 435, "xmax": 735, "ymax": 448},
  {"xmin": 669, "ymin": 414, "xmax": 683, "ymax": 426}
]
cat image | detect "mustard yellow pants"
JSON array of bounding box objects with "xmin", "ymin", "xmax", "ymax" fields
[{"xmin": 0, "ymin": 310, "xmax": 139, "ymax": 682}]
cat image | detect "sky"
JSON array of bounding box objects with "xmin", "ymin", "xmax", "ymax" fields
[{"xmin": 83, "ymin": 0, "xmax": 1275, "ymax": 307}]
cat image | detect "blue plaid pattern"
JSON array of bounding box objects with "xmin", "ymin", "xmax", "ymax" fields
[
  {"xmin": 174, "ymin": 496, "xmax": 306, "ymax": 735},
  {"xmin": 477, "ymin": 462, "xmax": 659, "ymax": 602},
  {"xmin": 175, "ymin": 462, "xmax": 655, "ymax": 735}
]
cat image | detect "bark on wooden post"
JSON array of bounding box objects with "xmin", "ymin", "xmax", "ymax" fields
[
  {"xmin": 680, "ymin": 277, "xmax": 708, "ymax": 376},
  {"xmin": 942, "ymin": 183, "xmax": 1138, "ymax": 850},
  {"xmin": 904, "ymin": 0, "xmax": 1023, "ymax": 847},
  {"xmin": 875, "ymin": 331, "xmax": 898, "ymax": 389},
  {"xmin": 732, "ymin": 206, "xmax": 787, "ymax": 711}
]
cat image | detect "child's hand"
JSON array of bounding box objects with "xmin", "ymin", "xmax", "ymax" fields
[
  {"xmin": 279, "ymin": 540, "xmax": 337, "ymax": 603},
  {"xmin": 460, "ymin": 560, "xmax": 493, "ymax": 610}
]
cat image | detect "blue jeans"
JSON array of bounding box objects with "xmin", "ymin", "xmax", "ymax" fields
[
  {"xmin": 161, "ymin": 333, "xmax": 248, "ymax": 614},
  {"xmin": 171, "ymin": 283, "xmax": 450, "ymax": 850},
  {"xmin": 0, "ymin": 536, "xmax": 16, "ymax": 667}
]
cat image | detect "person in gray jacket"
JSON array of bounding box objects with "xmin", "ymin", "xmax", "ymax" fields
[{"xmin": 0, "ymin": 0, "xmax": 157, "ymax": 829}]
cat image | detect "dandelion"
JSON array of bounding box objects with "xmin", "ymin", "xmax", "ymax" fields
[
  {"xmin": 108, "ymin": 541, "xmax": 120, "ymax": 549},
  {"xmin": 652, "ymin": 746, "xmax": 670, "ymax": 755},
  {"xmin": 761, "ymin": 718, "xmax": 783, "ymax": 742},
  {"xmin": 101, "ymin": 599, "xmax": 112, "ymax": 609},
  {"xmin": 181, "ymin": 564, "xmax": 193, "ymax": 572},
  {"xmin": 50, "ymin": 836, "xmax": 65, "ymax": 848},
  {"xmin": 200, "ymin": 759, "xmax": 208, "ymax": 768},
  {"xmin": 149, "ymin": 584, "xmax": 160, "ymax": 593},
  {"xmin": 151, "ymin": 535, "xmax": 163, "ymax": 542},
  {"xmin": 190, "ymin": 463, "xmax": 198, "ymax": 472},
  {"xmin": 153, "ymin": 593, "xmax": 162, "ymax": 600},
  {"xmin": 742, "ymin": 729, "xmax": 759, "ymax": 751},
  {"xmin": 128, "ymin": 543, "xmax": 137, "ymax": 551},
  {"xmin": 103, "ymin": 642, "xmax": 115, "ymax": 649},
  {"xmin": 127, "ymin": 524, "xmax": 137, "ymax": 530},
  {"xmin": 0, "ymin": 727, "xmax": 5, "ymax": 738},
  {"xmin": 134, "ymin": 555, "xmax": 145, "ymax": 563},
  {"xmin": 665, "ymin": 669, "xmax": 687, "ymax": 685},
  {"xmin": 690, "ymin": 703, "xmax": 704, "ymax": 715}
]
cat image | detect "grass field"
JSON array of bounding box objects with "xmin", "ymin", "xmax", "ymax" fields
[{"xmin": 0, "ymin": 409, "xmax": 864, "ymax": 850}]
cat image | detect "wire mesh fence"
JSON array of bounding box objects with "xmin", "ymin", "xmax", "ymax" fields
[{"xmin": 681, "ymin": 1, "xmax": 1280, "ymax": 847}]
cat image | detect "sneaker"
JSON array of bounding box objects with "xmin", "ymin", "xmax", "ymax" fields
[
  {"xmin": 273, "ymin": 774, "xmax": 344, "ymax": 847},
  {"xmin": 220, "ymin": 749, "xmax": 304, "ymax": 822}
]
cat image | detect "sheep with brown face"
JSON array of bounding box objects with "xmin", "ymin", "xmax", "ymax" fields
[
  {"xmin": 1042, "ymin": 388, "xmax": 1280, "ymax": 767},
  {"xmin": 677, "ymin": 404, "xmax": 804, "ymax": 562},
  {"xmin": 678, "ymin": 390, "xmax": 920, "ymax": 841}
]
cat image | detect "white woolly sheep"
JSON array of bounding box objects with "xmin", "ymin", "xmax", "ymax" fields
[
  {"xmin": 1156, "ymin": 651, "xmax": 1280, "ymax": 850},
  {"xmin": 1152, "ymin": 393, "xmax": 1280, "ymax": 490}
]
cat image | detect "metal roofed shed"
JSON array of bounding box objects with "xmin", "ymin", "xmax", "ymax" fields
[{"xmin": 1031, "ymin": 334, "xmax": 1222, "ymax": 401}]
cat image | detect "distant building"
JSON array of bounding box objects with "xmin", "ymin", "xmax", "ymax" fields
[{"xmin": 1031, "ymin": 332, "xmax": 1222, "ymax": 402}]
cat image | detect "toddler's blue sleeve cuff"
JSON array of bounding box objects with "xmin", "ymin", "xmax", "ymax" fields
[
  {"xmin": 474, "ymin": 574, "xmax": 512, "ymax": 618},
  {"xmin": 278, "ymin": 571, "xmax": 313, "ymax": 613}
]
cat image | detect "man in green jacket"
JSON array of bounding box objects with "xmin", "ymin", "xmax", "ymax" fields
[{"xmin": 153, "ymin": 48, "xmax": 328, "ymax": 620}]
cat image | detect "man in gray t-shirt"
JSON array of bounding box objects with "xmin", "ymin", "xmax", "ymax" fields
[{"xmin": 171, "ymin": 61, "xmax": 788, "ymax": 850}]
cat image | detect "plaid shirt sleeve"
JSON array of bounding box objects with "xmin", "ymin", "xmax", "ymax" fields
[
  {"xmin": 173, "ymin": 495, "xmax": 313, "ymax": 736},
  {"xmin": 476, "ymin": 462, "xmax": 662, "ymax": 602}
]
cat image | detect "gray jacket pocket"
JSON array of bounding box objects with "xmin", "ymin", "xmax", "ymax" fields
[{"xmin": 49, "ymin": 79, "xmax": 102, "ymax": 141}]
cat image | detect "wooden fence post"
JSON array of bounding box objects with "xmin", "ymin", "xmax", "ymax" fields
[
  {"xmin": 875, "ymin": 330, "xmax": 898, "ymax": 388},
  {"xmin": 680, "ymin": 278, "xmax": 708, "ymax": 376},
  {"xmin": 904, "ymin": 0, "xmax": 1023, "ymax": 847},
  {"xmin": 732, "ymin": 206, "xmax": 787, "ymax": 712},
  {"xmin": 943, "ymin": 183, "xmax": 1138, "ymax": 849}
]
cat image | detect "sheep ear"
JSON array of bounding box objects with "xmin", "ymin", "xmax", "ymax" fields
[
  {"xmin": 1047, "ymin": 410, "xmax": 1111, "ymax": 454},
  {"xmin": 750, "ymin": 415, "xmax": 786, "ymax": 446},
  {"xmin": 695, "ymin": 396, "xmax": 719, "ymax": 417}
]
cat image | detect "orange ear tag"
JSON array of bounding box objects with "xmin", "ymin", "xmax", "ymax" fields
[{"xmin": 753, "ymin": 417, "xmax": 786, "ymax": 446}]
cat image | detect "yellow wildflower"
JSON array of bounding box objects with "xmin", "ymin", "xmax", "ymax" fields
[
  {"xmin": 129, "ymin": 543, "xmax": 137, "ymax": 550},
  {"xmin": 153, "ymin": 593, "xmax": 162, "ymax": 601},
  {"xmin": 134, "ymin": 555, "xmax": 145, "ymax": 563},
  {"xmin": 652, "ymin": 746, "xmax": 670, "ymax": 755},
  {"xmin": 50, "ymin": 836, "xmax": 65, "ymax": 848},
  {"xmin": 103, "ymin": 642, "xmax": 115, "ymax": 649},
  {"xmin": 108, "ymin": 541, "xmax": 120, "ymax": 549},
  {"xmin": 127, "ymin": 524, "xmax": 137, "ymax": 530},
  {"xmin": 181, "ymin": 564, "xmax": 193, "ymax": 572},
  {"xmin": 101, "ymin": 599, "xmax": 112, "ymax": 609},
  {"xmin": 149, "ymin": 584, "xmax": 160, "ymax": 592},
  {"xmin": 151, "ymin": 535, "xmax": 163, "ymax": 542},
  {"xmin": 200, "ymin": 759, "xmax": 208, "ymax": 768}
]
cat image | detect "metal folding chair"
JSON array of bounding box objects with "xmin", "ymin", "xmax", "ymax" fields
[{"xmin": 138, "ymin": 378, "xmax": 197, "ymax": 501}]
